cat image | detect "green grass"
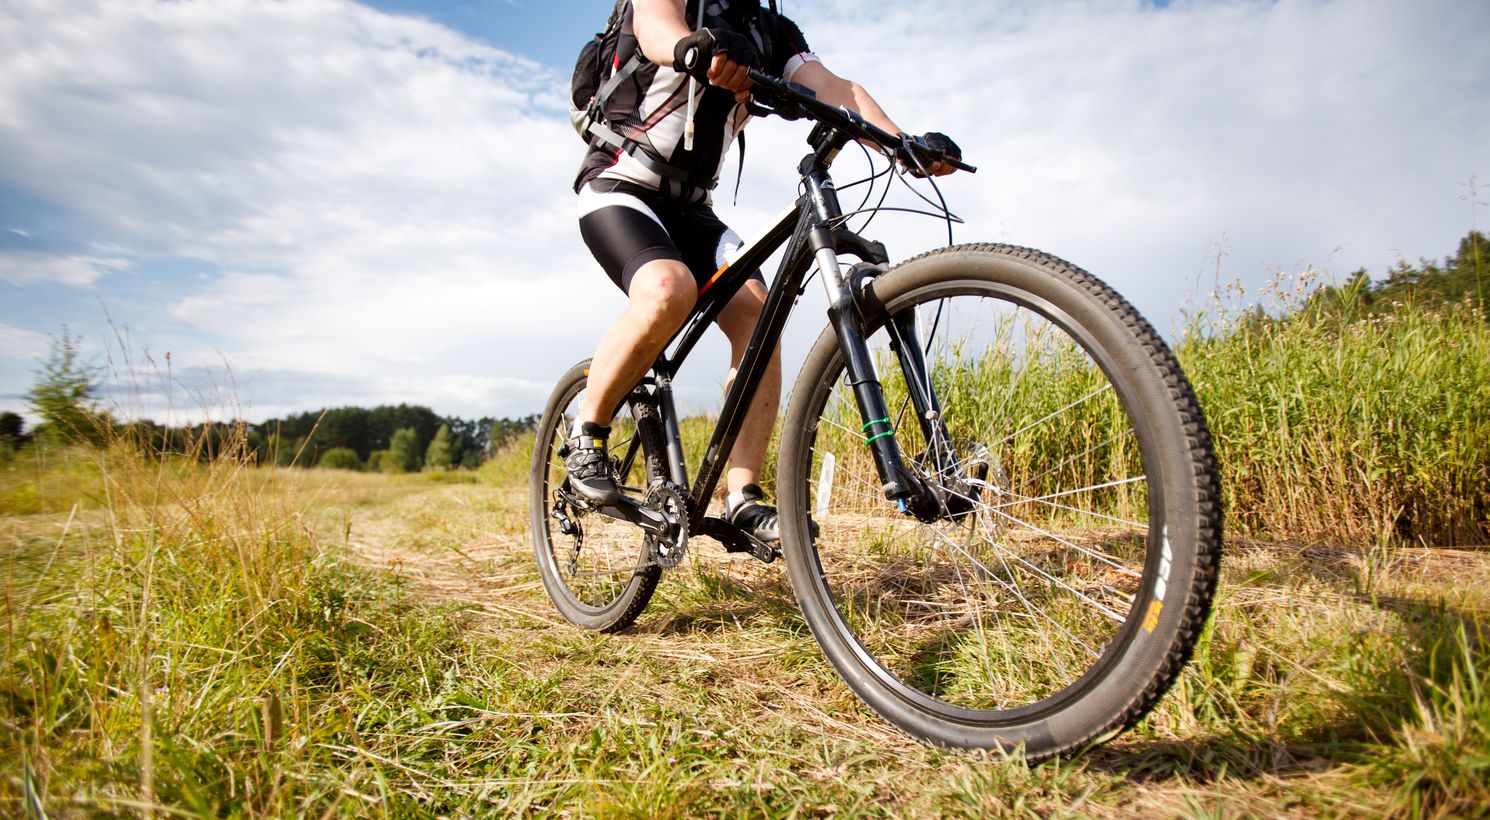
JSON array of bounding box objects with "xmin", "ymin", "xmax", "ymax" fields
[
  {"xmin": 1180, "ymin": 279, "xmax": 1490, "ymax": 547},
  {"xmin": 5, "ymin": 435, "xmax": 1489, "ymax": 816},
  {"xmin": 3, "ymin": 279, "xmax": 1488, "ymax": 815}
]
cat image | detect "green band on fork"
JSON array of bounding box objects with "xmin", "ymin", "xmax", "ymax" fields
[{"xmin": 861, "ymin": 417, "xmax": 895, "ymax": 445}]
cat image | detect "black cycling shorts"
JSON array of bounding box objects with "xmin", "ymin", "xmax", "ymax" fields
[{"xmin": 577, "ymin": 178, "xmax": 763, "ymax": 294}]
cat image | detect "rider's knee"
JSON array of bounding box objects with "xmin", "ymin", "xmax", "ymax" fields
[{"xmin": 631, "ymin": 262, "xmax": 697, "ymax": 322}]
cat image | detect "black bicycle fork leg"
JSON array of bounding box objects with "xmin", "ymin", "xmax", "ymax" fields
[
  {"xmin": 811, "ymin": 225, "xmax": 928, "ymax": 511},
  {"xmin": 887, "ymin": 311, "xmax": 958, "ymax": 475}
]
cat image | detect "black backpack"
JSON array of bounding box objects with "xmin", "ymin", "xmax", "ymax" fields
[
  {"xmin": 568, "ymin": 1, "xmax": 778, "ymax": 193},
  {"xmin": 568, "ymin": 0, "xmax": 630, "ymax": 143}
]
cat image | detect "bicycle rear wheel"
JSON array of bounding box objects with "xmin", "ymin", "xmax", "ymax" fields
[
  {"xmin": 777, "ymin": 245, "xmax": 1221, "ymax": 758},
  {"xmin": 531, "ymin": 360, "xmax": 664, "ymax": 632}
]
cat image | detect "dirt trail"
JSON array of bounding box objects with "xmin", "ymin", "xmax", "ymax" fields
[
  {"xmin": 343, "ymin": 485, "xmax": 572, "ymax": 631},
  {"xmin": 336, "ymin": 480, "xmax": 916, "ymax": 749}
]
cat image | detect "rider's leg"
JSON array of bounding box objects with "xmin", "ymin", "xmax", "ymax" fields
[
  {"xmin": 715, "ymin": 279, "xmax": 781, "ymax": 496},
  {"xmin": 579, "ymin": 259, "xmax": 698, "ymax": 427}
]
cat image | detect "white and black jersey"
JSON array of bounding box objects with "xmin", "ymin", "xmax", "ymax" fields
[{"xmin": 574, "ymin": 0, "xmax": 820, "ymax": 198}]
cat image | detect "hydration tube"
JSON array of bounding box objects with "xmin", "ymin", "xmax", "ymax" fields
[{"xmin": 684, "ymin": 0, "xmax": 705, "ymax": 151}]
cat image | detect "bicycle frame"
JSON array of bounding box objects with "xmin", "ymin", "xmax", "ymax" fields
[{"xmin": 632, "ymin": 127, "xmax": 947, "ymax": 535}]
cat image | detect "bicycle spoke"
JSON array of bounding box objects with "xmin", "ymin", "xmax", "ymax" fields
[
  {"xmin": 993, "ymin": 384, "xmax": 1114, "ymax": 449},
  {"xmin": 926, "ymin": 523, "xmax": 1103, "ymax": 659}
]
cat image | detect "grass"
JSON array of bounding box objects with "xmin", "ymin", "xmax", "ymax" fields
[
  {"xmin": 1179, "ymin": 274, "xmax": 1490, "ymax": 547},
  {"xmin": 2, "ymin": 277, "xmax": 1487, "ymax": 815},
  {"xmin": 4, "ymin": 431, "xmax": 1488, "ymax": 816}
]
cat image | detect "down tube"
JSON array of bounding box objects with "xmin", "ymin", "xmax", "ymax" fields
[{"xmin": 687, "ymin": 207, "xmax": 818, "ymax": 527}]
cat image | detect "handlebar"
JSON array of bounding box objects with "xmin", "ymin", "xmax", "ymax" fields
[{"xmin": 744, "ymin": 69, "xmax": 977, "ymax": 174}]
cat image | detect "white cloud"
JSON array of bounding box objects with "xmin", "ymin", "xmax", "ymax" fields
[
  {"xmin": 0, "ymin": 251, "xmax": 130, "ymax": 286},
  {"xmin": 0, "ymin": 322, "xmax": 50, "ymax": 358},
  {"xmin": 0, "ymin": 0, "xmax": 617, "ymax": 418},
  {"xmin": 0, "ymin": 0, "xmax": 1486, "ymax": 422},
  {"xmin": 783, "ymin": 0, "xmax": 1490, "ymax": 326}
]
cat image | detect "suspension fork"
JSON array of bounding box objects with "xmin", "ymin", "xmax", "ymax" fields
[
  {"xmin": 887, "ymin": 310, "xmax": 959, "ymax": 476},
  {"xmin": 804, "ymin": 171, "xmax": 931, "ymax": 511}
]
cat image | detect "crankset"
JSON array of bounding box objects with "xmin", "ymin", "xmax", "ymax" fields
[
  {"xmin": 556, "ymin": 480, "xmax": 780, "ymax": 566},
  {"xmin": 555, "ymin": 480, "xmax": 672, "ymax": 536},
  {"xmin": 643, "ymin": 481, "xmax": 689, "ymax": 568}
]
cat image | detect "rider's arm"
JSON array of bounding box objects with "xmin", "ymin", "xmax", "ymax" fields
[
  {"xmin": 633, "ymin": 0, "xmax": 752, "ymax": 93},
  {"xmin": 788, "ymin": 60, "xmax": 956, "ymax": 177},
  {"xmin": 632, "ymin": 0, "xmax": 692, "ymax": 64},
  {"xmin": 787, "ymin": 61, "xmax": 903, "ymax": 138}
]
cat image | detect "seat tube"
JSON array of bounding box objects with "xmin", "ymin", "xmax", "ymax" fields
[
  {"xmin": 805, "ymin": 172, "xmax": 915, "ymax": 501},
  {"xmin": 654, "ymin": 373, "xmax": 689, "ymax": 488}
]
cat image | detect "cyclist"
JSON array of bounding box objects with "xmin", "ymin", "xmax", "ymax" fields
[{"xmin": 566, "ymin": 0, "xmax": 960, "ymax": 544}]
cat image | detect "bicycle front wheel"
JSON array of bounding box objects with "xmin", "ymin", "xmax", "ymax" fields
[
  {"xmin": 777, "ymin": 245, "xmax": 1221, "ymax": 758},
  {"xmin": 531, "ymin": 360, "xmax": 664, "ymax": 632}
]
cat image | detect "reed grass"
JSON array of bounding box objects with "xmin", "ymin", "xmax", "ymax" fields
[{"xmin": 1179, "ymin": 273, "xmax": 1490, "ymax": 546}]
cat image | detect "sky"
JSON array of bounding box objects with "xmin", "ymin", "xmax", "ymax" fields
[{"xmin": 1, "ymin": 0, "xmax": 1487, "ymax": 426}]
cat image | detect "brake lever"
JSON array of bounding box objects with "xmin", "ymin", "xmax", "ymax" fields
[
  {"xmin": 900, "ymin": 135, "xmax": 978, "ymax": 175},
  {"xmin": 745, "ymin": 96, "xmax": 811, "ymax": 121}
]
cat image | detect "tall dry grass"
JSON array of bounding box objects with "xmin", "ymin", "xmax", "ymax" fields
[
  {"xmin": 1, "ymin": 425, "xmax": 470, "ymax": 814},
  {"xmin": 1180, "ymin": 273, "xmax": 1490, "ymax": 546}
]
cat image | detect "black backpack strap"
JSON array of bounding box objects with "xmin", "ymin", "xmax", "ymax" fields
[
  {"xmin": 591, "ymin": 52, "xmax": 644, "ymax": 117},
  {"xmin": 733, "ymin": 131, "xmax": 745, "ymax": 206},
  {"xmin": 586, "ymin": 121, "xmax": 716, "ymax": 192},
  {"xmin": 587, "ymin": 50, "xmax": 707, "ymax": 194}
]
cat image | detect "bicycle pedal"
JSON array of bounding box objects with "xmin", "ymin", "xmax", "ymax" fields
[
  {"xmin": 591, "ymin": 492, "xmax": 671, "ymax": 536},
  {"xmin": 698, "ymin": 517, "xmax": 780, "ymax": 564}
]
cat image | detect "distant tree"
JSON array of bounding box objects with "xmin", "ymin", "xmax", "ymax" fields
[
  {"xmin": 1448, "ymin": 230, "xmax": 1488, "ymax": 307},
  {"xmin": 317, "ymin": 447, "xmax": 363, "ymax": 471},
  {"xmin": 489, "ymin": 419, "xmax": 511, "ymax": 452},
  {"xmin": 389, "ymin": 427, "xmax": 422, "ymax": 473},
  {"xmin": 488, "ymin": 414, "xmax": 538, "ymax": 454},
  {"xmin": 25, "ymin": 331, "xmax": 109, "ymax": 446},
  {"xmin": 424, "ymin": 424, "xmax": 456, "ymax": 470},
  {"xmin": 277, "ymin": 435, "xmax": 308, "ymax": 467},
  {"xmin": 0, "ymin": 411, "xmax": 25, "ymax": 450},
  {"xmin": 244, "ymin": 426, "xmax": 268, "ymax": 464},
  {"xmin": 1370, "ymin": 230, "xmax": 1489, "ymax": 312},
  {"xmin": 366, "ymin": 449, "xmax": 389, "ymax": 473}
]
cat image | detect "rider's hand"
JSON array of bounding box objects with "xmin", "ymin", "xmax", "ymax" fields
[
  {"xmin": 674, "ymin": 28, "xmax": 759, "ymax": 88},
  {"xmin": 710, "ymin": 53, "xmax": 754, "ymax": 100},
  {"xmin": 895, "ymin": 131, "xmax": 962, "ymax": 177}
]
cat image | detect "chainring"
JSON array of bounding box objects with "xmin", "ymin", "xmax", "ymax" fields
[{"xmin": 643, "ymin": 480, "xmax": 689, "ymax": 569}]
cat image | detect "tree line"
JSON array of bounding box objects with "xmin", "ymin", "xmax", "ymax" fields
[
  {"xmin": 2, "ymin": 340, "xmax": 536, "ymax": 472},
  {"xmin": 7, "ymin": 230, "xmax": 1483, "ymax": 467},
  {"xmin": 127, "ymin": 405, "xmax": 538, "ymax": 471},
  {"xmin": 1302, "ymin": 230, "xmax": 1487, "ymax": 320}
]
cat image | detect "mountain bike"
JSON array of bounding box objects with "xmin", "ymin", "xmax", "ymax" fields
[{"xmin": 531, "ymin": 70, "xmax": 1221, "ymax": 759}]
